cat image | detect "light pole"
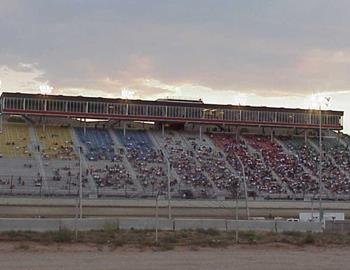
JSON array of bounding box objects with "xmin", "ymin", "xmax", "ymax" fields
[
  {"xmin": 167, "ymin": 159, "xmax": 172, "ymax": 219},
  {"xmin": 229, "ymin": 181, "xmax": 240, "ymax": 244},
  {"xmin": 79, "ymin": 146, "xmax": 83, "ymax": 219},
  {"xmin": 317, "ymin": 96, "xmax": 330, "ymax": 223},
  {"xmin": 155, "ymin": 191, "xmax": 160, "ymax": 244},
  {"xmin": 318, "ymin": 104, "xmax": 323, "ymax": 223}
]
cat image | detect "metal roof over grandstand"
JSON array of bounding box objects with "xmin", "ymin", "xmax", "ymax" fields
[{"xmin": 0, "ymin": 92, "xmax": 344, "ymax": 130}]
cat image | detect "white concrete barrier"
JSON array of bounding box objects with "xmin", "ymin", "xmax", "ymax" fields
[
  {"xmin": 174, "ymin": 219, "xmax": 227, "ymax": 231},
  {"xmin": 0, "ymin": 218, "xmax": 323, "ymax": 233},
  {"xmin": 276, "ymin": 221, "xmax": 322, "ymax": 233},
  {"xmin": 118, "ymin": 218, "xmax": 173, "ymax": 230},
  {"xmin": 226, "ymin": 220, "xmax": 276, "ymax": 232}
]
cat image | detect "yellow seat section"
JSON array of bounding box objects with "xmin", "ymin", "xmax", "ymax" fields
[
  {"xmin": 36, "ymin": 126, "xmax": 76, "ymax": 160},
  {"xmin": 0, "ymin": 124, "xmax": 31, "ymax": 157}
]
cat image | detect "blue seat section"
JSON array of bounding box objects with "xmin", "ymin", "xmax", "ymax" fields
[
  {"xmin": 115, "ymin": 130, "xmax": 154, "ymax": 150},
  {"xmin": 75, "ymin": 128, "xmax": 115, "ymax": 161}
]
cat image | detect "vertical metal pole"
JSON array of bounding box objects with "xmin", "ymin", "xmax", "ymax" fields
[
  {"xmin": 237, "ymin": 156, "xmax": 249, "ymax": 219},
  {"xmin": 311, "ymin": 196, "xmax": 314, "ymax": 222},
  {"xmin": 318, "ymin": 106, "xmax": 323, "ymax": 223},
  {"xmin": 0, "ymin": 113, "xmax": 3, "ymax": 133},
  {"xmin": 79, "ymin": 146, "xmax": 83, "ymax": 219},
  {"xmin": 235, "ymin": 191, "xmax": 239, "ymax": 244},
  {"xmin": 167, "ymin": 161, "xmax": 172, "ymax": 219},
  {"xmin": 242, "ymin": 166, "xmax": 250, "ymax": 220},
  {"xmin": 83, "ymin": 118, "xmax": 86, "ymax": 135},
  {"xmin": 155, "ymin": 193, "xmax": 159, "ymax": 243},
  {"xmin": 162, "ymin": 123, "xmax": 165, "ymax": 138},
  {"xmin": 123, "ymin": 122, "xmax": 126, "ymax": 137},
  {"xmin": 199, "ymin": 126, "xmax": 202, "ymax": 141},
  {"xmin": 75, "ymin": 190, "xmax": 79, "ymax": 239}
]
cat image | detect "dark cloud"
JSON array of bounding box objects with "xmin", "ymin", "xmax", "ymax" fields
[{"xmin": 1, "ymin": 0, "xmax": 350, "ymax": 97}]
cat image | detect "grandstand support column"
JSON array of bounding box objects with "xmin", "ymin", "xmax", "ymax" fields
[
  {"xmin": 162, "ymin": 123, "xmax": 165, "ymax": 138},
  {"xmin": 199, "ymin": 126, "xmax": 202, "ymax": 141},
  {"xmin": 123, "ymin": 122, "xmax": 126, "ymax": 137}
]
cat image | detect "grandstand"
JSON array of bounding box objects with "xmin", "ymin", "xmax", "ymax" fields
[{"xmin": 0, "ymin": 92, "xmax": 348, "ymax": 200}]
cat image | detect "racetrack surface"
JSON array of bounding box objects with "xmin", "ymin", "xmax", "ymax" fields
[{"xmin": 1, "ymin": 244, "xmax": 349, "ymax": 270}]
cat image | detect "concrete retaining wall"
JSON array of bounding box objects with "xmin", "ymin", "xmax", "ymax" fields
[
  {"xmin": 0, "ymin": 218, "xmax": 323, "ymax": 233},
  {"xmin": 174, "ymin": 219, "xmax": 227, "ymax": 231},
  {"xmin": 118, "ymin": 218, "xmax": 173, "ymax": 230},
  {"xmin": 227, "ymin": 220, "xmax": 276, "ymax": 232},
  {"xmin": 325, "ymin": 220, "xmax": 350, "ymax": 233}
]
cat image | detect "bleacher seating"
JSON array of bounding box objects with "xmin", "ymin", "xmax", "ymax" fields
[
  {"xmin": 184, "ymin": 135, "xmax": 239, "ymax": 194},
  {"xmin": 0, "ymin": 124, "xmax": 31, "ymax": 157},
  {"xmin": 245, "ymin": 135, "xmax": 317, "ymax": 195},
  {"xmin": 210, "ymin": 133, "xmax": 284, "ymax": 195},
  {"xmin": 116, "ymin": 130, "xmax": 173, "ymax": 195},
  {"xmin": 157, "ymin": 131, "xmax": 214, "ymax": 198},
  {"xmin": 36, "ymin": 126, "xmax": 76, "ymax": 160},
  {"xmin": 308, "ymin": 137, "xmax": 350, "ymax": 194},
  {"xmin": 75, "ymin": 128, "xmax": 115, "ymax": 161},
  {"xmin": 1, "ymin": 118, "xmax": 350, "ymax": 199}
]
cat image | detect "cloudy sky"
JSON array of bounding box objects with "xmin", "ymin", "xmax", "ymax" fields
[{"xmin": 1, "ymin": 0, "xmax": 350, "ymax": 132}]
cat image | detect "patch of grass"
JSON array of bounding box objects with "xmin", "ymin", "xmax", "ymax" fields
[
  {"xmin": 47, "ymin": 229, "xmax": 74, "ymax": 243},
  {"xmin": 246, "ymin": 231, "xmax": 261, "ymax": 244},
  {"xmin": 4, "ymin": 230, "xmax": 18, "ymax": 239},
  {"xmin": 302, "ymin": 232, "xmax": 315, "ymax": 245},
  {"xmin": 161, "ymin": 234, "xmax": 178, "ymax": 244},
  {"xmin": 103, "ymin": 222, "xmax": 119, "ymax": 232},
  {"xmin": 2, "ymin": 229, "xmax": 350, "ymax": 249}
]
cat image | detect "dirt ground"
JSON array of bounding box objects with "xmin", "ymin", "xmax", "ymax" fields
[{"xmin": 0, "ymin": 242, "xmax": 349, "ymax": 270}]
